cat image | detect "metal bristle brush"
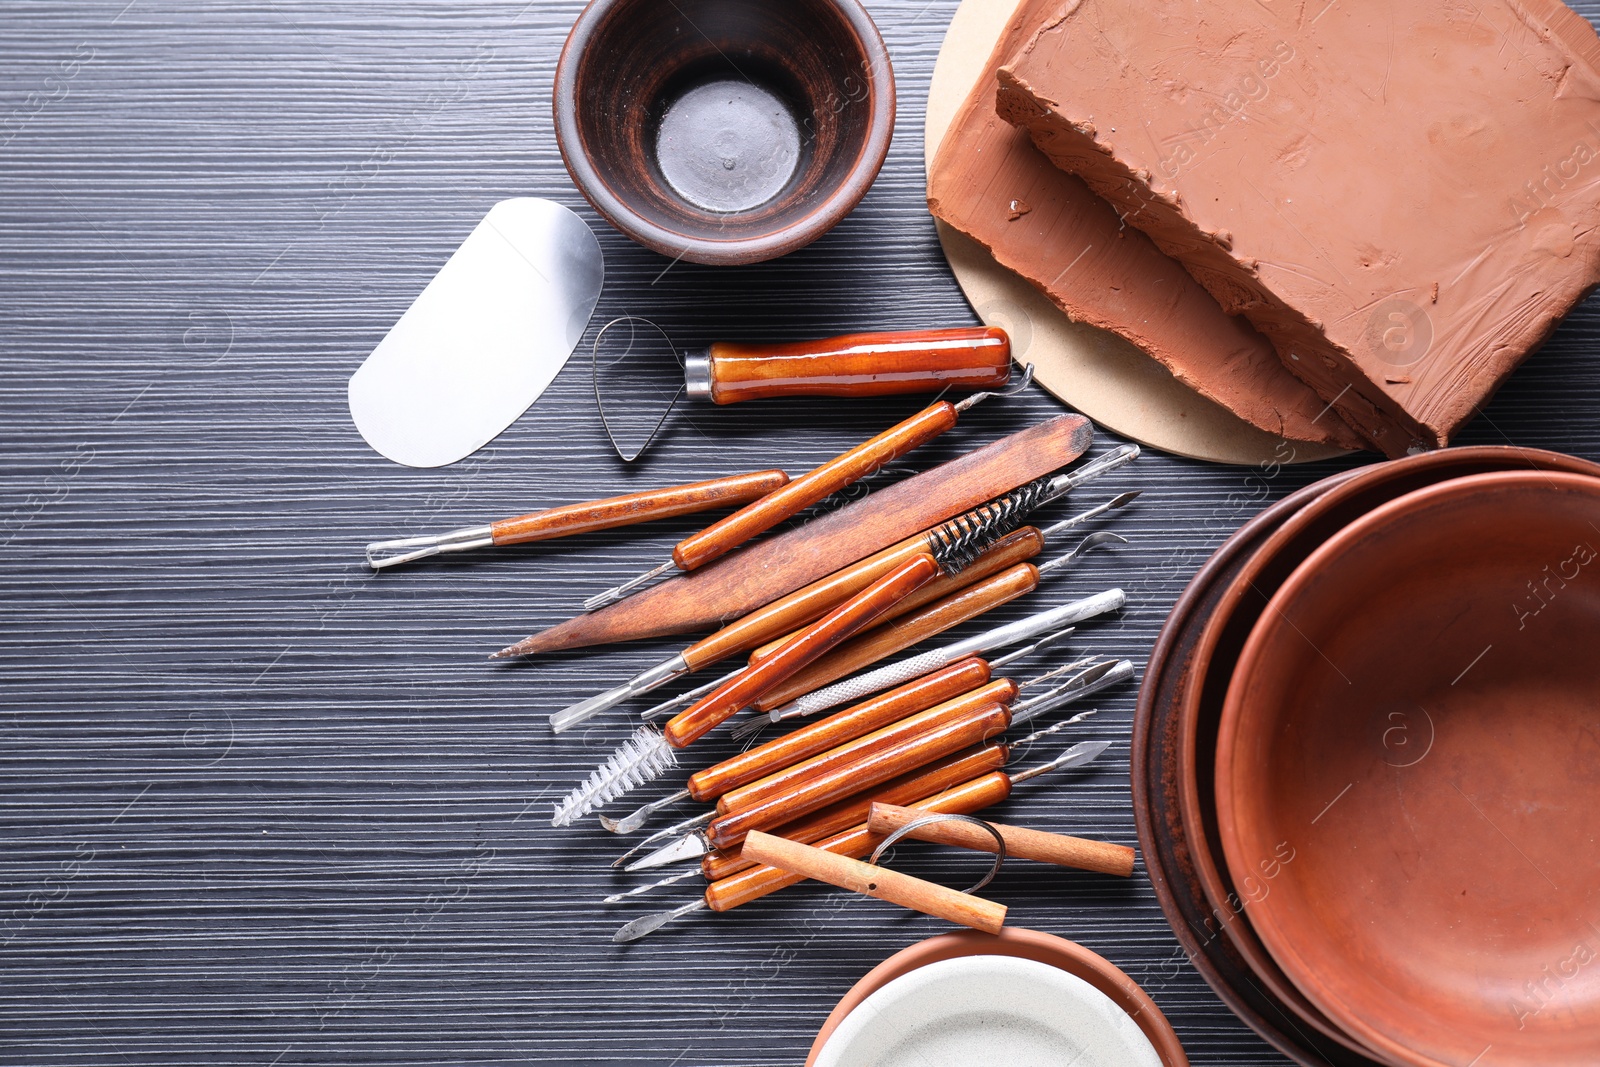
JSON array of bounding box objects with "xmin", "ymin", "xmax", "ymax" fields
[
  {"xmin": 548, "ymin": 588, "xmax": 1126, "ymax": 826},
  {"xmin": 547, "ymin": 443, "xmax": 1141, "ymax": 734}
]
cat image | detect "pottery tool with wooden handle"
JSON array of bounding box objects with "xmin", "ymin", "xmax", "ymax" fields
[
  {"xmin": 622, "ymin": 660, "xmax": 1127, "ymax": 870},
  {"xmin": 363, "ymin": 469, "xmax": 790, "ymax": 570},
  {"xmin": 603, "ymin": 651, "xmax": 1085, "ymax": 836},
  {"xmin": 611, "ymin": 739, "xmax": 1108, "ymax": 941},
  {"xmin": 550, "ymin": 557, "xmax": 950, "ymax": 826},
  {"xmin": 730, "ymin": 586, "xmax": 1130, "ymax": 740},
  {"xmin": 867, "ymin": 803, "xmax": 1136, "ymax": 877},
  {"xmin": 492, "ymin": 414, "xmax": 1096, "ymax": 657},
  {"xmin": 544, "ymin": 446, "xmax": 1137, "ymax": 730},
  {"xmin": 584, "ymin": 370, "xmax": 1033, "ymax": 613},
  {"xmin": 548, "ymin": 590, "xmax": 1126, "ymax": 826},
  {"xmin": 598, "ymin": 325, "xmax": 1013, "ymax": 462},
  {"xmin": 741, "ymin": 830, "xmax": 1008, "ymax": 933},
  {"xmin": 684, "ymin": 327, "xmax": 1012, "ymax": 404}
]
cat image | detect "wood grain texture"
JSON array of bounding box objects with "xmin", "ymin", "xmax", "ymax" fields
[
  {"xmin": 685, "ymin": 657, "xmax": 992, "ymax": 801},
  {"xmin": 671, "ymin": 403, "xmax": 959, "ymax": 571},
  {"xmin": 739, "ymin": 831, "xmax": 1007, "ymax": 933},
  {"xmin": 663, "ymin": 553, "xmax": 940, "ymax": 747},
  {"xmin": 700, "ymin": 743, "xmax": 1009, "ymax": 881},
  {"xmin": 867, "ymin": 801, "xmax": 1136, "ymax": 876},
  {"xmin": 717, "ymin": 680, "xmax": 1017, "ymax": 814},
  {"xmin": 488, "ymin": 469, "xmax": 790, "ymax": 544},
  {"xmin": 705, "ymin": 326, "xmax": 1010, "ymax": 403},
  {"xmin": 707, "ymin": 703, "xmax": 1012, "ymax": 848},
  {"xmin": 2, "ymin": 1, "xmax": 1597, "ymax": 1064}
]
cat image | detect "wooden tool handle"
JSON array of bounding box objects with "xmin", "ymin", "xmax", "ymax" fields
[
  {"xmin": 683, "ymin": 530, "xmax": 935, "ymax": 671},
  {"xmin": 717, "ymin": 680, "xmax": 1019, "ymax": 814},
  {"xmin": 685, "ymin": 658, "xmax": 994, "ymax": 802},
  {"xmin": 706, "ymin": 703, "xmax": 1012, "ymax": 849},
  {"xmin": 702, "ymin": 744, "xmax": 1010, "ymax": 882},
  {"xmin": 740, "ymin": 831, "xmax": 1007, "ymax": 933},
  {"xmin": 664, "ymin": 554, "xmax": 941, "ymax": 748},
  {"xmin": 866, "ymin": 803, "xmax": 1136, "ymax": 877},
  {"xmin": 749, "ymin": 528, "xmax": 1043, "ymax": 661},
  {"xmin": 670, "ymin": 402, "xmax": 960, "ymax": 573},
  {"xmin": 754, "ymin": 563, "xmax": 1042, "ymax": 711},
  {"xmin": 487, "ymin": 470, "xmax": 789, "ymax": 545},
  {"xmin": 705, "ymin": 772, "xmax": 1014, "ymax": 911},
  {"xmin": 699, "ymin": 327, "xmax": 1011, "ymax": 405}
]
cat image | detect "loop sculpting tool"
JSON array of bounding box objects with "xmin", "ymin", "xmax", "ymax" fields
[
  {"xmin": 610, "ymin": 739, "xmax": 1108, "ymax": 942},
  {"xmin": 607, "ymin": 712, "xmax": 1096, "ymax": 891},
  {"xmin": 548, "ymin": 589, "xmax": 1127, "ymax": 826},
  {"xmin": 867, "ymin": 803, "xmax": 1135, "ymax": 877},
  {"xmin": 583, "ymin": 386, "xmax": 1031, "ymax": 613},
  {"xmin": 492, "ymin": 415, "xmax": 1098, "ymax": 657},
  {"xmin": 364, "ymin": 469, "xmax": 789, "ymax": 570},
  {"xmin": 548, "ymin": 469, "xmax": 1138, "ymax": 731},
  {"xmin": 629, "ymin": 659, "xmax": 1132, "ymax": 864}
]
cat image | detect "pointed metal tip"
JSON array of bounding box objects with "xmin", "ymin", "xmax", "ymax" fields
[
  {"xmin": 598, "ymin": 815, "xmax": 625, "ymax": 833},
  {"xmin": 1110, "ymin": 490, "xmax": 1142, "ymax": 506},
  {"xmin": 613, "ymin": 911, "xmax": 673, "ymax": 943},
  {"xmin": 624, "ymin": 832, "xmax": 707, "ymax": 872}
]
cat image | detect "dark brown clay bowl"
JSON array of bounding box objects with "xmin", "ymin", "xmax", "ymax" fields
[
  {"xmin": 1177, "ymin": 447, "xmax": 1600, "ymax": 1065},
  {"xmin": 804, "ymin": 929, "xmax": 1188, "ymax": 1067},
  {"xmin": 1133, "ymin": 468, "xmax": 1385, "ymax": 1067},
  {"xmin": 554, "ymin": 0, "xmax": 895, "ymax": 266},
  {"xmin": 1217, "ymin": 471, "xmax": 1600, "ymax": 1067}
]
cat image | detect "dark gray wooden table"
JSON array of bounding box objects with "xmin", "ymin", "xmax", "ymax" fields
[{"xmin": 4, "ymin": 2, "xmax": 1598, "ymax": 1064}]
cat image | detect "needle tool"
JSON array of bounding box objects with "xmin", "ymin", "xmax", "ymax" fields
[
  {"xmin": 548, "ymin": 589, "xmax": 1125, "ymax": 826},
  {"xmin": 624, "ymin": 659, "xmax": 1132, "ymax": 870},
  {"xmin": 364, "ymin": 469, "xmax": 790, "ymax": 570},
  {"xmin": 606, "ymin": 711, "xmax": 1098, "ymax": 894},
  {"xmin": 600, "ymin": 629, "xmax": 1076, "ymax": 835},
  {"xmin": 582, "ymin": 369, "xmax": 1036, "ymax": 613},
  {"xmin": 547, "ymin": 456, "xmax": 1139, "ymax": 731},
  {"xmin": 491, "ymin": 415, "xmax": 1096, "ymax": 657},
  {"xmin": 602, "ymin": 647, "xmax": 1083, "ymax": 838},
  {"xmin": 611, "ymin": 739, "xmax": 1109, "ymax": 942}
]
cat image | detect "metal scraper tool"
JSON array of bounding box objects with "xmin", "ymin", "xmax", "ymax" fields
[{"xmin": 348, "ymin": 197, "xmax": 604, "ymax": 468}]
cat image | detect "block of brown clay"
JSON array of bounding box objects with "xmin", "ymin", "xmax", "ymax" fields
[
  {"xmin": 997, "ymin": 0, "xmax": 1600, "ymax": 456},
  {"xmin": 928, "ymin": 0, "xmax": 1368, "ymax": 451}
]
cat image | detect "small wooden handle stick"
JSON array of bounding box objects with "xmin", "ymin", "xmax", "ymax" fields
[
  {"xmin": 366, "ymin": 469, "xmax": 790, "ymax": 570},
  {"xmin": 691, "ymin": 327, "xmax": 1011, "ymax": 405},
  {"xmin": 663, "ymin": 554, "xmax": 941, "ymax": 748},
  {"xmin": 867, "ymin": 803, "xmax": 1136, "ymax": 877},
  {"xmin": 741, "ymin": 831, "xmax": 1007, "ymax": 934}
]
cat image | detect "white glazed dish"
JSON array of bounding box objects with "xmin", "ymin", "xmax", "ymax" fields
[{"xmin": 814, "ymin": 954, "xmax": 1163, "ymax": 1067}]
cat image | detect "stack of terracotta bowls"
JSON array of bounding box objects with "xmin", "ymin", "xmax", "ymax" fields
[{"xmin": 1133, "ymin": 446, "xmax": 1600, "ymax": 1067}]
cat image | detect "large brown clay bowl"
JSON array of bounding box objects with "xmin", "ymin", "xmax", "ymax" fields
[
  {"xmin": 805, "ymin": 928, "xmax": 1187, "ymax": 1067},
  {"xmin": 554, "ymin": 0, "xmax": 894, "ymax": 266},
  {"xmin": 1217, "ymin": 471, "xmax": 1600, "ymax": 1067},
  {"xmin": 1134, "ymin": 468, "xmax": 1385, "ymax": 1067},
  {"xmin": 1177, "ymin": 447, "xmax": 1600, "ymax": 1064}
]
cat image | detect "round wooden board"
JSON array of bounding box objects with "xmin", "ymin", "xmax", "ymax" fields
[{"xmin": 924, "ymin": 0, "xmax": 1347, "ymax": 465}]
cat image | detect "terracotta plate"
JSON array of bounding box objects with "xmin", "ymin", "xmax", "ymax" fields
[{"xmin": 1218, "ymin": 471, "xmax": 1600, "ymax": 1067}]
